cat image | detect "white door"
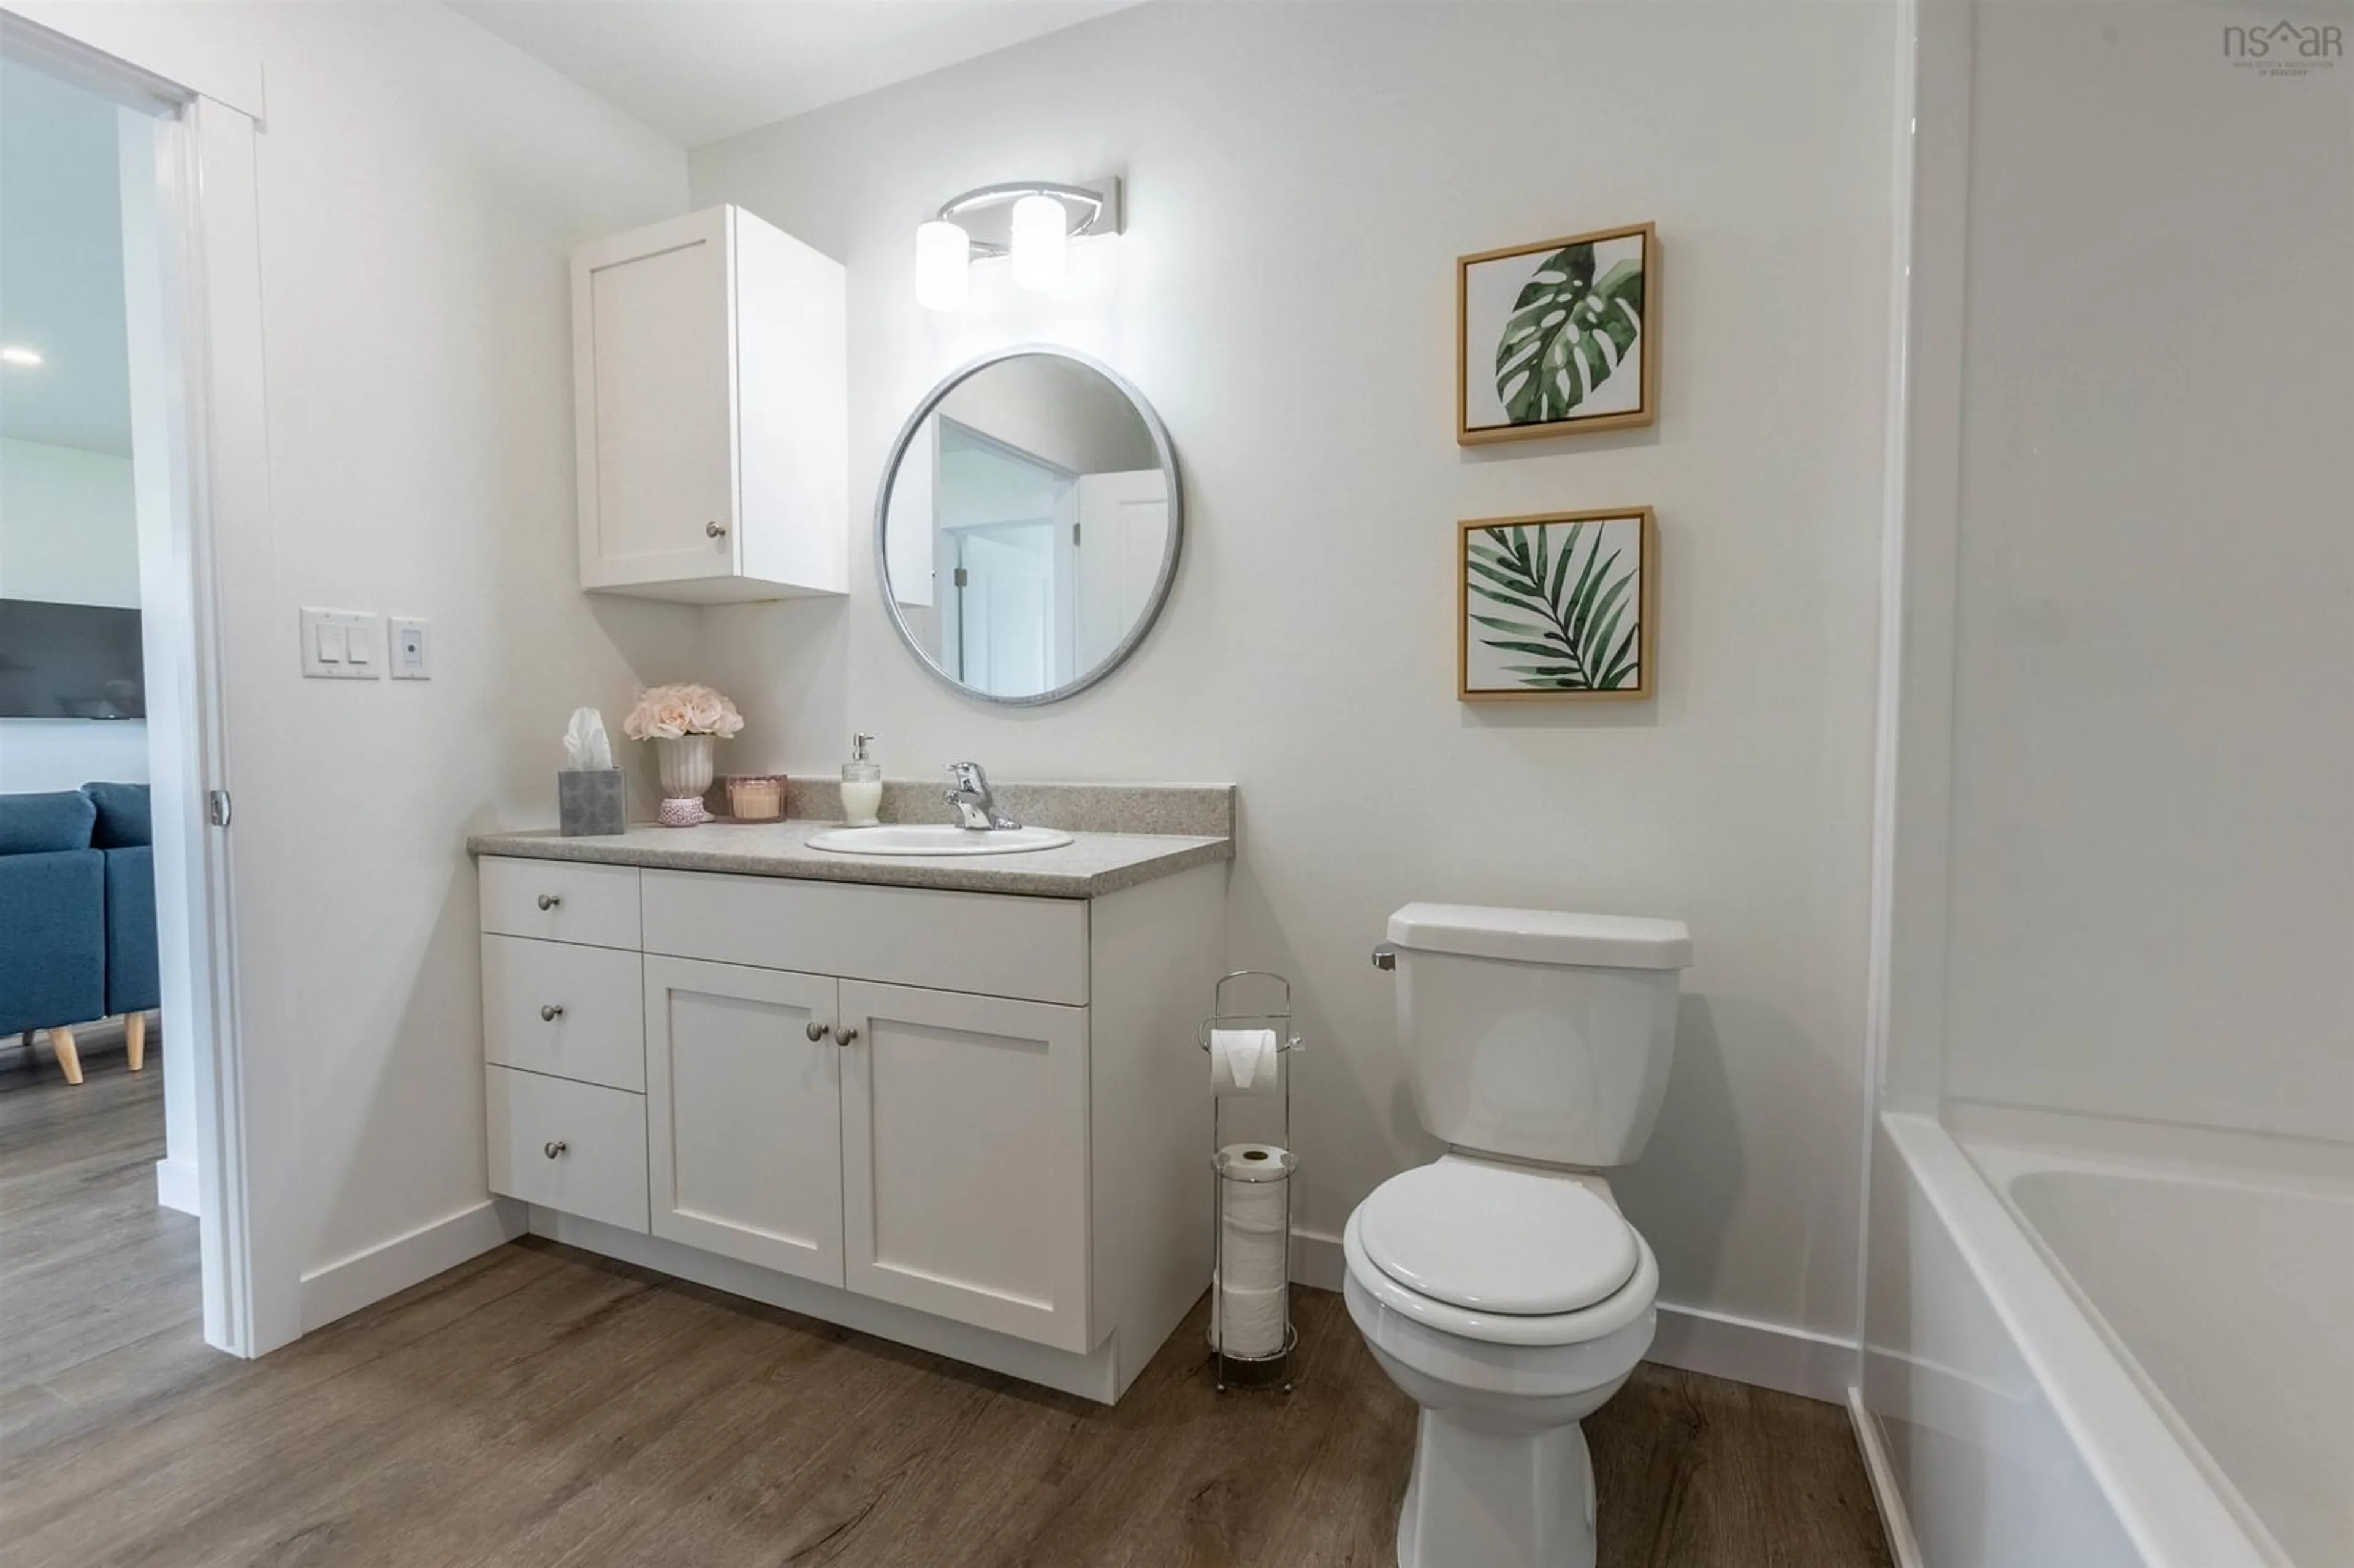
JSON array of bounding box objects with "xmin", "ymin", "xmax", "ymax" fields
[
  {"xmin": 577, "ymin": 208, "xmax": 737, "ymax": 585},
  {"xmin": 1073, "ymin": 469, "xmax": 1170, "ymax": 671},
  {"xmin": 839, "ymin": 980, "xmax": 1092, "ymax": 1351},
  {"xmin": 643, "ymin": 956, "xmax": 843, "ymax": 1285},
  {"xmin": 955, "ymin": 525, "xmax": 1056, "ymax": 696}
]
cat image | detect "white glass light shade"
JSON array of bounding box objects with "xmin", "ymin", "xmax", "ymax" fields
[
  {"xmin": 915, "ymin": 219, "xmax": 970, "ymax": 311},
  {"xmin": 1009, "ymin": 194, "xmax": 1068, "ymax": 292}
]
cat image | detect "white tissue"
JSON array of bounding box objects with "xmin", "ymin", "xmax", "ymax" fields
[
  {"xmin": 1209, "ymin": 1027, "xmax": 1280, "ymax": 1098},
  {"xmin": 1209, "ymin": 1143, "xmax": 1290, "ymax": 1358},
  {"xmin": 562, "ymin": 707, "xmax": 613, "ymax": 771}
]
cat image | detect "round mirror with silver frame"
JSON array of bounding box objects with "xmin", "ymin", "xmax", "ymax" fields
[{"xmin": 875, "ymin": 346, "xmax": 1182, "ymax": 706}]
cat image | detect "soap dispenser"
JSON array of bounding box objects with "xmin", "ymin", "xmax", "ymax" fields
[{"xmin": 841, "ymin": 733, "xmax": 883, "ymax": 827}]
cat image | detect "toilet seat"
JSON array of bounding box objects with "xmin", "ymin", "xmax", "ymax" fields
[
  {"xmin": 1343, "ymin": 1200, "xmax": 1657, "ymax": 1349},
  {"xmin": 1359, "ymin": 1160, "xmax": 1637, "ymax": 1316}
]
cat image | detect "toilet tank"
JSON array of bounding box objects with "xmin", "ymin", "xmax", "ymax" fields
[{"xmin": 1384, "ymin": 904, "xmax": 1691, "ymax": 1168}]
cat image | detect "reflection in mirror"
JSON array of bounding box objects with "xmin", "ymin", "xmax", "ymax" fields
[{"xmin": 879, "ymin": 351, "xmax": 1178, "ymax": 704}]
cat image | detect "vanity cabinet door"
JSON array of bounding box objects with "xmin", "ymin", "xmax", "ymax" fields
[
  {"xmin": 838, "ymin": 980, "xmax": 1092, "ymax": 1352},
  {"xmin": 574, "ymin": 207, "xmax": 737, "ymax": 590},
  {"xmin": 644, "ymin": 956, "xmax": 844, "ymax": 1287}
]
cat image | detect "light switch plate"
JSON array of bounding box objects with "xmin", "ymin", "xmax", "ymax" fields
[
  {"xmin": 300, "ymin": 608, "xmax": 383, "ymax": 679},
  {"xmin": 389, "ymin": 617, "xmax": 430, "ymax": 680}
]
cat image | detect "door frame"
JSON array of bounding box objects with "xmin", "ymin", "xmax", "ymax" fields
[{"xmin": 1, "ymin": 7, "xmax": 292, "ymax": 1356}]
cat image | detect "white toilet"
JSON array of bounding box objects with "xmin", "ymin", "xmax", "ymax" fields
[{"xmin": 1347, "ymin": 902, "xmax": 1692, "ymax": 1568}]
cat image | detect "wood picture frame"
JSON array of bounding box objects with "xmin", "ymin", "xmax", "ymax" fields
[
  {"xmin": 1457, "ymin": 222, "xmax": 1658, "ymax": 445},
  {"xmin": 1458, "ymin": 508, "xmax": 1656, "ymax": 702}
]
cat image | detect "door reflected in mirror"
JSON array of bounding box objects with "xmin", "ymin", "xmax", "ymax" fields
[{"xmin": 879, "ymin": 351, "xmax": 1179, "ymax": 704}]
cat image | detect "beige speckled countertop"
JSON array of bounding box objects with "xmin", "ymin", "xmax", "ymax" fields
[{"xmin": 467, "ymin": 819, "xmax": 1232, "ymax": 899}]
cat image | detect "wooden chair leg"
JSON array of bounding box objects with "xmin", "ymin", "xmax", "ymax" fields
[
  {"xmin": 126, "ymin": 1011, "xmax": 147, "ymax": 1073},
  {"xmin": 49, "ymin": 1026, "xmax": 84, "ymax": 1085}
]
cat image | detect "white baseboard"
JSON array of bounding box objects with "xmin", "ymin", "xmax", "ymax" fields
[
  {"xmin": 1648, "ymin": 1300, "xmax": 1856, "ymax": 1405},
  {"xmin": 1290, "ymin": 1225, "xmax": 1346, "ymax": 1292},
  {"xmin": 298, "ymin": 1197, "xmax": 527, "ymax": 1333},
  {"xmin": 1848, "ymin": 1387, "xmax": 1926, "ymax": 1568},
  {"xmin": 1289, "ymin": 1225, "xmax": 1855, "ymax": 1406},
  {"xmin": 154, "ymin": 1155, "xmax": 200, "ymax": 1217}
]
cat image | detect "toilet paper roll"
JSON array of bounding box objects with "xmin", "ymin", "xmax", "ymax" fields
[
  {"xmin": 1211, "ymin": 1144, "xmax": 1291, "ymax": 1357},
  {"xmin": 1211, "ymin": 1277, "xmax": 1289, "ymax": 1358},
  {"xmin": 1209, "ymin": 1028, "xmax": 1281, "ymax": 1097}
]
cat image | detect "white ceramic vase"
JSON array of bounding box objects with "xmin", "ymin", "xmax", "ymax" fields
[{"xmin": 653, "ymin": 734, "xmax": 715, "ymax": 825}]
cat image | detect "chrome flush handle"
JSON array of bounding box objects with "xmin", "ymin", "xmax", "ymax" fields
[{"xmin": 1371, "ymin": 944, "xmax": 1397, "ymax": 972}]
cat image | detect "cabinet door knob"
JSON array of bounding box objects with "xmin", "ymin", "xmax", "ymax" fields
[
  {"xmin": 540, "ymin": 1004, "xmax": 565, "ymax": 1022},
  {"xmin": 706, "ymin": 521, "xmax": 727, "ymax": 539},
  {"xmin": 804, "ymin": 1020, "xmax": 832, "ymax": 1042},
  {"xmin": 836, "ymin": 1026, "xmax": 859, "ymax": 1047},
  {"xmin": 543, "ymin": 1140, "xmax": 568, "ymax": 1159},
  {"xmin": 536, "ymin": 893, "xmax": 562, "ymax": 911}
]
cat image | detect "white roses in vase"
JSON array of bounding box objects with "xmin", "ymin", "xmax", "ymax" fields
[{"xmin": 622, "ymin": 683, "xmax": 745, "ymax": 742}]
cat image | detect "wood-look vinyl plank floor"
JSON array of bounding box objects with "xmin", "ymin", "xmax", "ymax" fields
[{"xmin": 0, "ymin": 1049, "xmax": 1892, "ymax": 1567}]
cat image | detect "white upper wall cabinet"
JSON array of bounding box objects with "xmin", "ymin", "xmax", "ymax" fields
[{"xmin": 571, "ymin": 205, "xmax": 848, "ymax": 602}]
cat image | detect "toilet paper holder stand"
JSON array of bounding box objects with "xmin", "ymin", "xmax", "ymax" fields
[{"xmin": 1200, "ymin": 969, "xmax": 1303, "ymax": 1391}]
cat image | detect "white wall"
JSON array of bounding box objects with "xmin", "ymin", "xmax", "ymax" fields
[
  {"xmin": 1935, "ymin": 2, "xmax": 2354, "ymax": 1142},
  {"xmin": 98, "ymin": 3, "xmax": 699, "ymax": 1306},
  {"xmin": 690, "ymin": 1, "xmax": 1897, "ymax": 1346},
  {"xmin": 0, "ymin": 436, "xmax": 140, "ymax": 605}
]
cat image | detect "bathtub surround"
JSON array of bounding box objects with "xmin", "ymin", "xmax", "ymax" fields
[
  {"xmin": 1859, "ymin": 0, "xmax": 2353, "ymax": 1560},
  {"xmin": 688, "ymin": 0, "xmax": 1897, "ymax": 1387}
]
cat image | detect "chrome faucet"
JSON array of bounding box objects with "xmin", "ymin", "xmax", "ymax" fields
[{"xmin": 945, "ymin": 761, "xmax": 1020, "ymax": 831}]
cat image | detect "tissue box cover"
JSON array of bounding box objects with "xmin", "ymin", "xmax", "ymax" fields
[{"xmin": 558, "ymin": 769, "xmax": 627, "ymax": 837}]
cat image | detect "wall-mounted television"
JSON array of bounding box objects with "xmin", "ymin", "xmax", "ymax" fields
[{"xmin": 0, "ymin": 599, "xmax": 146, "ymax": 720}]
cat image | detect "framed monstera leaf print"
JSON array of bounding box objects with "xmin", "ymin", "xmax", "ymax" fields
[
  {"xmin": 1458, "ymin": 223, "xmax": 1656, "ymax": 444},
  {"xmin": 1458, "ymin": 508, "xmax": 1656, "ymax": 702}
]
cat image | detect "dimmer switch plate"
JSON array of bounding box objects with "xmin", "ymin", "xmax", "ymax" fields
[
  {"xmin": 300, "ymin": 608, "xmax": 383, "ymax": 679},
  {"xmin": 389, "ymin": 617, "xmax": 430, "ymax": 680}
]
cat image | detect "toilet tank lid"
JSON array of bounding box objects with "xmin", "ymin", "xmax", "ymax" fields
[{"xmin": 1387, "ymin": 904, "xmax": 1692, "ymax": 969}]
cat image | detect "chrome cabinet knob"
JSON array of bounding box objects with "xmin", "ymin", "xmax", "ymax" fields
[
  {"xmin": 804, "ymin": 1020, "xmax": 832, "ymax": 1042},
  {"xmin": 537, "ymin": 893, "xmax": 562, "ymax": 911},
  {"xmin": 543, "ymin": 1140, "xmax": 568, "ymax": 1159},
  {"xmin": 706, "ymin": 521, "xmax": 727, "ymax": 538},
  {"xmin": 836, "ymin": 1026, "xmax": 859, "ymax": 1047},
  {"xmin": 540, "ymin": 1004, "xmax": 565, "ymax": 1022}
]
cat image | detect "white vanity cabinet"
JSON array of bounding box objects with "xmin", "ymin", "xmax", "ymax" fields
[
  {"xmin": 571, "ymin": 204, "xmax": 847, "ymax": 603},
  {"xmin": 474, "ymin": 853, "xmax": 1224, "ymax": 1404}
]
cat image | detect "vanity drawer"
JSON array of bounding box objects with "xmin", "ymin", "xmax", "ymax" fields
[
  {"xmin": 479, "ymin": 857, "xmax": 641, "ymax": 950},
  {"xmin": 486, "ymin": 1065, "xmax": 649, "ymax": 1233},
  {"xmin": 482, "ymin": 934, "xmax": 645, "ymax": 1092},
  {"xmin": 641, "ymin": 869, "xmax": 1088, "ymax": 1005}
]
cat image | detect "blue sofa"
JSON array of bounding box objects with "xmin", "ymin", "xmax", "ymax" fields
[{"xmin": 0, "ymin": 783, "xmax": 158, "ymax": 1083}]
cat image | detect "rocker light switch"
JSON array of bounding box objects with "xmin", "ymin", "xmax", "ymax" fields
[{"xmin": 302, "ymin": 608, "xmax": 383, "ymax": 680}]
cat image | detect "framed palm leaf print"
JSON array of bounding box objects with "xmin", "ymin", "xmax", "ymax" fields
[
  {"xmin": 1458, "ymin": 223, "xmax": 1656, "ymax": 444},
  {"xmin": 1458, "ymin": 509, "xmax": 1656, "ymax": 701}
]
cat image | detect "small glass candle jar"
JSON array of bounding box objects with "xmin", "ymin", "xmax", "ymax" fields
[{"xmin": 724, "ymin": 774, "xmax": 784, "ymax": 821}]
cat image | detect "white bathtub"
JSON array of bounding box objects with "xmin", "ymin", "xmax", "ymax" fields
[{"xmin": 1860, "ymin": 1109, "xmax": 2352, "ymax": 1567}]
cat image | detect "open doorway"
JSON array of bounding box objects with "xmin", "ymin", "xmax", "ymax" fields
[{"xmin": 0, "ymin": 34, "xmax": 229, "ymax": 1376}]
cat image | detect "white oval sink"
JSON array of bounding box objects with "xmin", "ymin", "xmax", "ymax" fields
[{"xmin": 806, "ymin": 824, "xmax": 1075, "ymax": 858}]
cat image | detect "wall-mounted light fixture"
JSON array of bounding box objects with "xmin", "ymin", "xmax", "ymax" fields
[{"xmin": 914, "ymin": 177, "xmax": 1122, "ymax": 312}]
